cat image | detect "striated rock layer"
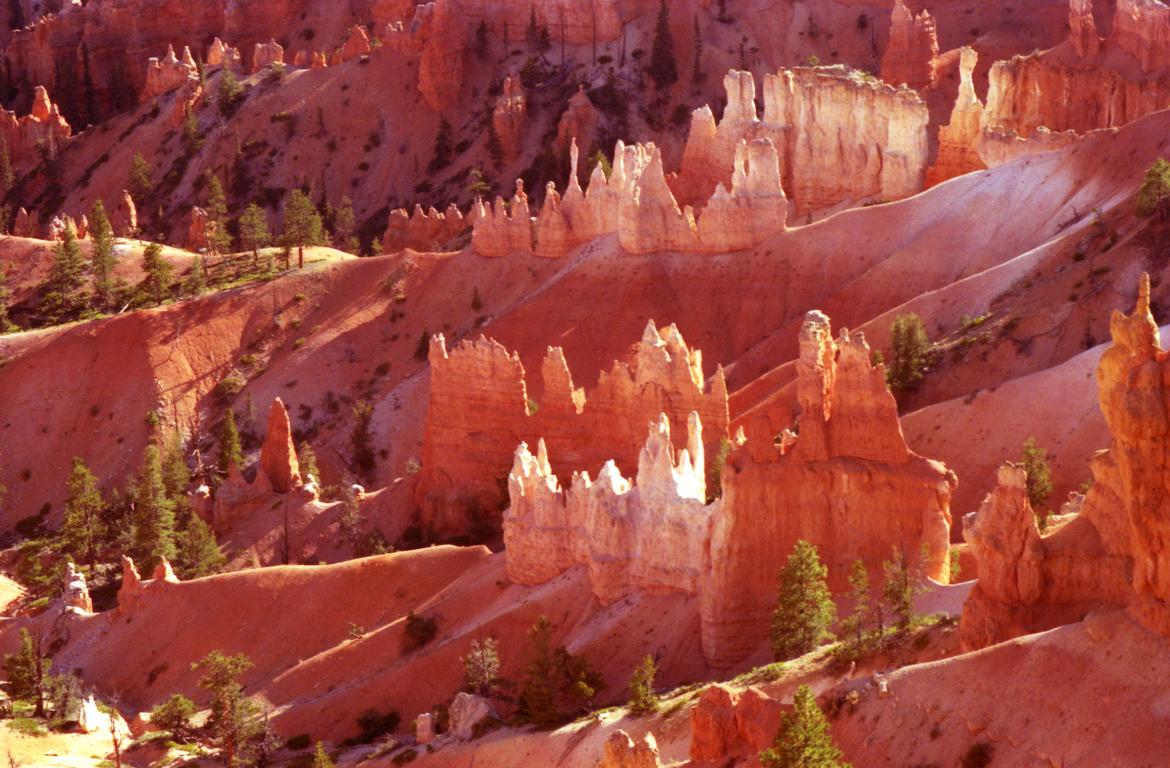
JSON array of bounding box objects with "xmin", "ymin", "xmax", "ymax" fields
[
  {"xmin": 418, "ymin": 321, "xmax": 730, "ymax": 539},
  {"xmin": 961, "ymin": 275, "xmax": 1170, "ymax": 648},
  {"xmin": 700, "ymin": 311, "xmax": 955, "ymax": 666}
]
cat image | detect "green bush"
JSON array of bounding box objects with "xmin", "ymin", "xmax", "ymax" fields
[
  {"xmin": 402, "ymin": 612, "xmax": 438, "ymax": 652},
  {"xmin": 1137, "ymin": 158, "xmax": 1170, "ymax": 220},
  {"xmin": 286, "ymin": 733, "xmax": 312, "ymax": 750},
  {"xmin": 356, "ymin": 708, "xmax": 400, "ymax": 742}
]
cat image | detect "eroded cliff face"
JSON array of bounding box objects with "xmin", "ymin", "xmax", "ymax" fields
[
  {"xmin": 505, "ymin": 413, "xmax": 710, "ymax": 605},
  {"xmin": 494, "ymin": 310, "xmax": 955, "ymax": 667},
  {"xmin": 676, "ymin": 67, "xmax": 929, "ymax": 215},
  {"xmin": 961, "ymin": 275, "xmax": 1170, "ymax": 648},
  {"xmin": 417, "ymin": 322, "xmax": 730, "ymax": 540},
  {"xmin": 382, "ymin": 204, "xmax": 472, "ymax": 254},
  {"xmin": 700, "ymin": 311, "xmax": 955, "ymax": 667}
]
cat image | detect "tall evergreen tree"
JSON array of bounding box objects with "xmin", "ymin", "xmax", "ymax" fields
[
  {"xmin": 311, "ymin": 743, "xmax": 335, "ymax": 768},
  {"xmin": 161, "ymin": 432, "xmax": 191, "ymax": 526},
  {"xmin": 216, "ymin": 410, "xmax": 244, "ymax": 483},
  {"xmin": 39, "ymin": 221, "xmax": 88, "ymax": 323},
  {"xmin": 520, "ymin": 615, "xmax": 559, "ymax": 727},
  {"xmin": 4, "ymin": 628, "xmax": 49, "ymax": 717},
  {"xmin": 628, "ymin": 655, "xmax": 659, "ymax": 714},
  {"xmin": 184, "ymin": 255, "xmax": 207, "ymax": 297},
  {"xmin": 180, "ymin": 513, "xmax": 225, "ymax": 579},
  {"xmin": 207, "ymin": 176, "xmax": 233, "ymax": 254},
  {"xmin": 238, "ymin": 202, "xmax": 271, "ymax": 264},
  {"xmin": 430, "ymin": 117, "xmax": 453, "ymax": 172},
  {"xmin": 486, "ymin": 113, "xmax": 505, "ymax": 169},
  {"xmin": 885, "ymin": 313, "xmax": 931, "ymax": 394},
  {"xmin": 193, "ymin": 651, "xmax": 258, "ymax": 768},
  {"xmin": 89, "ymin": 198, "xmax": 116, "ymax": 312},
  {"xmin": 128, "ymin": 151, "xmax": 153, "ymax": 201},
  {"xmin": 649, "ymin": 0, "xmax": 679, "ymax": 89},
  {"xmin": 140, "ymin": 242, "xmax": 173, "ymax": 306},
  {"xmin": 134, "ymin": 443, "xmax": 177, "ymax": 573},
  {"xmin": 0, "ymin": 136, "xmax": 13, "ymax": 199},
  {"xmin": 841, "ymin": 560, "xmax": 870, "ymax": 651},
  {"xmin": 332, "ymin": 195, "xmax": 358, "ymax": 254},
  {"xmin": 297, "ymin": 442, "xmax": 320, "ymax": 484},
  {"xmin": 62, "ymin": 457, "xmax": 105, "ymax": 569},
  {"xmin": 0, "ymin": 260, "xmax": 13, "ymax": 332},
  {"xmin": 461, "ymin": 636, "xmax": 500, "ymax": 696},
  {"xmin": 770, "ymin": 540, "xmax": 836, "ymax": 661},
  {"xmin": 281, "ymin": 190, "xmax": 324, "ymax": 269},
  {"xmin": 882, "ymin": 546, "xmax": 923, "ymax": 629},
  {"xmin": 759, "ymin": 685, "xmax": 851, "ymax": 768},
  {"xmin": 475, "ymin": 20, "xmax": 490, "ymax": 58}
]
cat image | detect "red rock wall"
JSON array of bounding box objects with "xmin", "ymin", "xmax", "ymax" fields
[
  {"xmin": 416, "ymin": 322, "xmax": 730, "ymax": 539},
  {"xmin": 879, "ymin": 0, "xmax": 937, "ymax": 92}
]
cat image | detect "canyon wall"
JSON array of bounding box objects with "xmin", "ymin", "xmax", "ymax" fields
[
  {"xmin": 417, "ymin": 321, "xmax": 730, "ymax": 540},
  {"xmin": 961, "ymin": 275, "xmax": 1170, "ymax": 647},
  {"xmin": 497, "ymin": 311, "xmax": 955, "ymax": 666}
]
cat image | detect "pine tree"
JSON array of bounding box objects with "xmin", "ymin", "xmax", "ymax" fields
[
  {"xmin": 520, "ymin": 615, "xmax": 559, "ymax": 727},
  {"xmin": 217, "ymin": 69, "xmax": 244, "ymax": 118},
  {"xmin": 151, "ymin": 694, "xmax": 196, "ymax": 740},
  {"xmin": 770, "ymin": 540, "xmax": 836, "ymax": 661},
  {"xmin": 239, "ymin": 202, "xmax": 271, "ymax": 264},
  {"xmin": 462, "ymin": 636, "xmax": 501, "ymax": 696},
  {"xmin": 216, "ymin": 410, "xmax": 244, "ymax": 483},
  {"xmin": 841, "ymin": 560, "xmax": 870, "ymax": 652},
  {"xmin": 180, "ymin": 513, "xmax": 225, "ymax": 579},
  {"xmin": 311, "ymin": 742, "xmax": 335, "ymax": 768},
  {"xmin": 134, "ymin": 443, "xmax": 177, "ymax": 573},
  {"xmin": 207, "ymin": 176, "xmax": 233, "ymax": 254},
  {"xmin": 430, "ymin": 117, "xmax": 453, "ymax": 172},
  {"xmin": 649, "ymin": 0, "xmax": 679, "ymax": 89},
  {"xmin": 628, "ymin": 655, "xmax": 659, "ymax": 714},
  {"xmin": 332, "ymin": 195, "xmax": 358, "ymax": 254},
  {"xmin": 4, "ymin": 628, "xmax": 50, "ymax": 717},
  {"xmin": 882, "ymin": 546, "xmax": 922, "ymax": 629},
  {"xmin": 351, "ymin": 399, "xmax": 376, "ymax": 476},
  {"xmin": 759, "ymin": 685, "xmax": 851, "ymax": 768},
  {"xmin": 185, "ymin": 255, "xmax": 207, "ymax": 297},
  {"xmin": 1020, "ymin": 437, "xmax": 1053, "ymax": 518},
  {"xmin": 886, "ymin": 313, "xmax": 931, "ymax": 394},
  {"xmin": 62, "ymin": 457, "xmax": 105, "ymax": 569},
  {"xmin": 0, "ymin": 260, "xmax": 13, "ymax": 332},
  {"xmin": 193, "ymin": 651, "xmax": 258, "ymax": 768},
  {"xmin": 39, "ymin": 221, "xmax": 88, "ymax": 324},
  {"xmin": 486, "ymin": 114, "xmax": 505, "ymax": 169},
  {"xmin": 128, "ymin": 151, "xmax": 153, "ymax": 201},
  {"xmin": 89, "ymin": 198, "xmax": 116, "ymax": 312},
  {"xmin": 161, "ymin": 433, "xmax": 191, "ymax": 525},
  {"xmin": 0, "ymin": 136, "xmax": 13, "ymax": 198},
  {"xmin": 297, "ymin": 442, "xmax": 320, "ymax": 484},
  {"xmin": 1137, "ymin": 158, "xmax": 1170, "ymax": 221},
  {"xmin": 281, "ymin": 190, "xmax": 324, "ymax": 269},
  {"xmin": 140, "ymin": 242, "xmax": 173, "ymax": 306},
  {"xmin": 475, "ymin": 20, "xmax": 490, "ymax": 59}
]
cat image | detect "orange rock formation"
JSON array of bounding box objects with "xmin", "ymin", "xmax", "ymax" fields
[
  {"xmin": 417, "ymin": 321, "xmax": 729, "ymax": 539},
  {"xmin": 961, "ymin": 276, "xmax": 1170, "ymax": 648},
  {"xmin": 880, "ymin": 0, "xmax": 937, "ymax": 92},
  {"xmin": 381, "ymin": 204, "xmax": 472, "ymax": 254},
  {"xmin": 0, "ymin": 85, "xmax": 71, "ymax": 166}
]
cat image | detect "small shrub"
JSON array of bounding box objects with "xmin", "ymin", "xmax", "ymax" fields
[
  {"xmin": 286, "ymin": 733, "xmax": 312, "ymax": 750},
  {"xmin": 356, "ymin": 708, "xmax": 401, "ymax": 742},
  {"xmin": 961, "ymin": 741, "xmax": 994, "ymax": 768},
  {"xmin": 403, "ymin": 612, "xmax": 438, "ymax": 652},
  {"xmin": 215, "ymin": 372, "xmax": 247, "ymax": 403},
  {"xmin": 391, "ymin": 749, "xmax": 418, "ymax": 765}
]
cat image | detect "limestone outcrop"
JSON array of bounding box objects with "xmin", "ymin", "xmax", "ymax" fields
[
  {"xmin": 381, "ymin": 203, "xmax": 471, "ymax": 254},
  {"xmin": 417, "ymin": 321, "xmax": 729, "ymax": 539},
  {"xmin": 448, "ymin": 693, "xmax": 493, "ymax": 740},
  {"xmin": 505, "ymin": 413, "xmax": 710, "ymax": 604},
  {"xmin": 111, "ymin": 191, "xmax": 137, "ymax": 237},
  {"xmin": 675, "ymin": 67, "xmax": 928, "ymax": 214},
  {"xmin": 925, "ymin": 47, "xmax": 985, "ymax": 186},
  {"xmin": 880, "ymin": 0, "xmax": 937, "ymax": 92},
  {"xmin": 960, "ymin": 276, "xmax": 1170, "ymax": 648},
  {"xmin": 116, "ymin": 555, "xmax": 143, "ymax": 614},
  {"xmin": 337, "ymin": 25, "xmax": 371, "ymax": 64},
  {"xmin": 0, "ymin": 85, "xmax": 71, "ymax": 167},
  {"xmin": 215, "ymin": 400, "xmax": 313, "ymax": 533},
  {"xmin": 63, "ymin": 562, "xmax": 93, "ymax": 613},
  {"xmin": 689, "ymin": 685, "xmax": 782, "ymax": 763},
  {"xmin": 142, "ymin": 44, "xmax": 197, "ymax": 102},
  {"xmin": 207, "ymin": 37, "xmax": 241, "ymax": 69},
  {"xmin": 473, "ymin": 135, "xmax": 788, "ymax": 258},
  {"xmin": 259, "ymin": 398, "xmax": 300, "ymax": 494},
  {"xmin": 556, "ymin": 85, "xmax": 600, "ymax": 161},
  {"xmin": 251, "ymin": 39, "xmax": 284, "ymax": 72},
  {"xmin": 700, "ymin": 311, "xmax": 955, "ymax": 666},
  {"xmin": 492, "ymin": 75, "xmax": 527, "ymax": 162},
  {"xmin": 599, "ymin": 731, "xmax": 662, "ymax": 768}
]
